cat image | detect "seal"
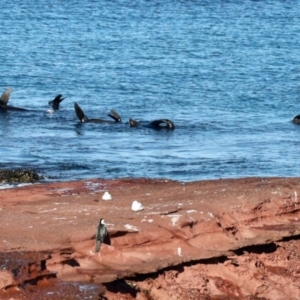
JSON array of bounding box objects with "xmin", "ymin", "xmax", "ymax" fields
[
  {"xmin": 292, "ymin": 115, "xmax": 300, "ymax": 124},
  {"xmin": 95, "ymin": 218, "xmax": 108, "ymax": 252},
  {"xmin": 48, "ymin": 94, "xmax": 67, "ymax": 110},
  {"xmin": 0, "ymin": 88, "xmax": 28, "ymax": 111},
  {"xmin": 129, "ymin": 118, "xmax": 175, "ymax": 130},
  {"xmin": 74, "ymin": 102, "xmax": 121, "ymax": 123}
]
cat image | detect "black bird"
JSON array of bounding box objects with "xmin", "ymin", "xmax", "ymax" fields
[
  {"xmin": 48, "ymin": 94, "xmax": 67, "ymax": 110},
  {"xmin": 95, "ymin": 218, "xmax": 108, "ymax": 252}
]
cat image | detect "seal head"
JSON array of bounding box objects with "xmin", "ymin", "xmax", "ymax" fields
[{"xmin": 293, "ymin": 115, "xmax": 300, "ymax": 124}]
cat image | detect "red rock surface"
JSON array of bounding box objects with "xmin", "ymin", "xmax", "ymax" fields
[{"xmin": 0, "ymin": 177, "xmax": 300, "ymax": 299}]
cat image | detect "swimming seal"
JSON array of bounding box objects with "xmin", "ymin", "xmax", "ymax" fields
[
  {"xmin": 292, "ymin": 115, "xmax": 300, "ymax": 124},
  {"xmin": 48, "ymin": 94, "xmax": 67, "ymax": 109},
  {"xmin": 74, "ymin": 102, "xmax": 121, "ymax": 123},
  {"xmin": 129, "ymin": 118, "xmax": 175, "ymax": 130},
  {"xmin": 0, "ymin": 88, "xmax": 28, "ymax": 111}
]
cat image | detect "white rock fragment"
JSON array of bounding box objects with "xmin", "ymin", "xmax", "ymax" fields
[
  {"xmin": 102, "ymin": 191, "xmax": 112, "ymax": 201},
  {"xmin": 170, "ymin": 215, "xmax": 180, "ymax": 226},
  {"xmin": 125, "ymin": 224, "xmax": 139, "ymax": 231},
  {"xmin": 177, "ymin": 247, "xmax": 182, "ymax": 256},
  {"xmin": 131, "ymin": 200, "xmax": 144, "ymax": 211}
]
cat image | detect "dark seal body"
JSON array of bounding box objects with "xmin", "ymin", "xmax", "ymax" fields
[
  {"xmin": 129, "ymin": 118, "xmax": 175, "ymax": 130},
  {"xmin": 74, "ymin": 102, "xmax": 121, "ymax": 123}
]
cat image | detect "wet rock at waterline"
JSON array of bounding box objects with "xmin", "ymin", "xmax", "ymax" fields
[{"xmin": 0, "ymin": 169, "xmax": 43, "ymax": 183}]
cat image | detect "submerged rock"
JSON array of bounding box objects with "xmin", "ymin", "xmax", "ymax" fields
[{"xmin": 0, "ymin": 169, "xmax": 43, "ymax": 183}]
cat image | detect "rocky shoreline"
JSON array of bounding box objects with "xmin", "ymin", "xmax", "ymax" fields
[{"xmin": 0, "ymin": 177, "xmax": 300, "ymax": 299}]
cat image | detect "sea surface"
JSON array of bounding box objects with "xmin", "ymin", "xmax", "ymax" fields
[{"xmin": 0, "ymin": 0, "xmax": 300, "ymax": 183}]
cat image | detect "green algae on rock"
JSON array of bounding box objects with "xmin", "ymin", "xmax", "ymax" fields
[{"xmin": 0, "ymin": 169, "xmax": 43, "ymax": 183}]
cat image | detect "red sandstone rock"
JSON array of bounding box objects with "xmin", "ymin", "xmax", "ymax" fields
[{"xmin": 0, "ymin": 177, "xmax": 300, "ymax": 299}]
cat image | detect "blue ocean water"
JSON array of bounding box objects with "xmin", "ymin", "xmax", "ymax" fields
[{"xmin": 0, "ymin": 0, "xmax": 300, "ymax": 182}]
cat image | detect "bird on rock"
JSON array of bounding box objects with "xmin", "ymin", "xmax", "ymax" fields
[{"xmin": 95, "ymin": 218, "xmax": 108, "ymax": 252}]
